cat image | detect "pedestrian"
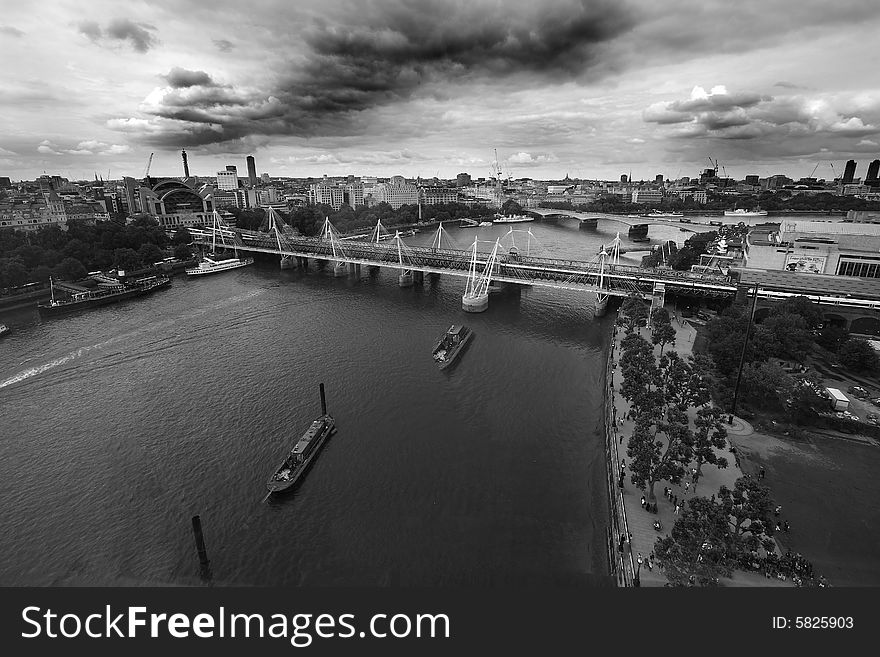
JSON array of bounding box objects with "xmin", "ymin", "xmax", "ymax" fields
[
  {"xmin": 640, "ymin": 495, "xmax": 646, "ymax": 508},
  {"xmin": 685, "ymin": 481, "xmax": 690, "ymax": 494},
  {"xmin": 620, "ymin": 434, "xmax": 624, "ymax": 444},
  {"xmin": 759, "ymin": 466, "xmax": 765, "ymax": 480},
  {"xmin": 674, "ymin": 503, "xmax": 680, "ymax": 515},
  {"xmin": 637, "ymin": 553, "xmax": 643, "ymax": 565},
  {"xmin": 775, "ymin": 505, "xmax": 782, "ymax": 516},
  {"xmin": 783, "ymin": 521, "xmax": 790, "ymax": 532}
]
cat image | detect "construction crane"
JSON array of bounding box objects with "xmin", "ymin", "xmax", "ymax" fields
[
  {"xmin": 143, "ymin": 152, "xmax": 154, "ymax": 186},
  {"xmin": 808, "ymin": 162, "xmax": 820, "ymax": 180},
  {"xmin": 707, "ymin": 156, "xmax": 719, "ymax": 176}
]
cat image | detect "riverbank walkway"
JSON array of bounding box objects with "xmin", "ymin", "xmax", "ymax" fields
[{"xmin": 607, "ymin": 310, "xmax": 791, "ymax": 587}]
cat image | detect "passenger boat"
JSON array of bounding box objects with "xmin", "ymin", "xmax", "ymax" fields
[
  {"xmin": 185, "ymin": 255, "xmax": 255, "ymax": 276},
  {"xmin": 186, "ymin": 211, "xmax": 256, "ymax": 276},
  {"xmin": 37, "ymin": 275, "xmax": 171, "ymax": 316},
  {"xmin": 432, "ymin": 324, "xmax": 473, "ymax": 370},
  {"xmin": 493, "ymin": 214, "xmax": 534, "ymax": 224},
  {"xmin": 267, "ymin": 384, "xmax": 336, "ymax": 494},
  {"xmin": 479, "ymin": 221, "xmax": 493, "ymax": 227},
  {"xmin": 724, "ymin": 208, "xmax": 768, "ymax": 217}
]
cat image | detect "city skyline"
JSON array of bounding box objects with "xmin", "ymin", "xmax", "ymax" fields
[{"xmin": 1, "ymin": 0, "xmax": 879, "ymax": 181}]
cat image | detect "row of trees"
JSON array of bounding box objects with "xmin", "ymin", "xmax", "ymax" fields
[
  {"xmin": 618, "ymin": 295, "xmax": 728, "ymax": 510},
  {"xmin": 0, "ymin": 218, "xmax": 193, "ymax": 289},
  {"xmin": 618, "ymin": 294, "xmax": 783, "ymax": 585}
]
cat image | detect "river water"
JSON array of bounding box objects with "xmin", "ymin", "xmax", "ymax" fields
[{"xmin": 0, "ymin": 213, "xmax": 786, "ymax": 586}]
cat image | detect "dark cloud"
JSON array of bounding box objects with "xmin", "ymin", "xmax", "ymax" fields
[
  {"xmin": 0, "ymin": 25, "xmax": 25, "ymax": 37},
  {"xmin": 112, "ymin": 0, "xmax": 637, "ymax": 147},
  {"xmin": 78, "ymin": 18, "xmax": 158, "ymax": 53},
  {"xmin": 162, "ymin": 68, "xmax": 217, "ymax": 88},
  {"xmin": 774, "ymin": 81, "xmax": 808, "ymax": 90},
  {"xmin": 213, "ymin": 39, "xmax": 235, "ymax": 52}
]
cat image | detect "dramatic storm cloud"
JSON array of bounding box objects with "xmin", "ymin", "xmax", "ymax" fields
[{"xmin": 2, "ymin": 0, "xmax": 880, "ymax": 179}]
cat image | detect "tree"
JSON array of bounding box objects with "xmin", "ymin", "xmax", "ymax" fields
[
  {"xmin": 173, "ymin": 243, "xmax": 193, "ymax": 260},
  {"xmin": 172, "ymin": 227, "xmax": 192, "ymax": 245},
  {"xmin": 54, "ymin": 257, "xmax": 87, "ymax": 282},
  {"xmin": 738, "ymin": 361, "xmax": 795, "ymax": 409},
  {"xmin": 761, "ymin": 312, "xmax": 813, "ymax": 361},
  {"xmin": 717, "ymin": 477, "xmax": 775, "ymax": 555},
  {"xmin": 776, "ymin": 296, "xmax": 823, "ymax": 330},
  {"xmin": 500, "ymin": 199, "xmax": 524, "ymax": 215},
  {"xmin": 690, "ymin": 407, "xmax": 729, "ymax": 485},
  {"xmin": 625, "ymin": 348, "xmax": 710, "ymax": 507},
  {"xmin": 816, "ymin": 324, "xmax": 849, "ymax": 352},
  {"xmin": 651, "ymin": 308, "xmax": 676, "ymax": 355},
  {"xmin": 138, "ymin": 242, "xmax": 164, "ymax": 266},
  {"xmin": 0, "ymin": 258, "xmax": 29, "ymax": 288},
  {"xmin": 838, "ymin": 338, "xmax": 880, "ymax": 373},
  {"xmin": 621, "ymin": 293, "xmax": 649, "ymax": 332},
  {"xmin": 113, "ymin": 248, "xmax": 141, "ymax": 272},
  {"xmin": 654, "ymin": 497, "xmax": 736, "ymax": 586}
]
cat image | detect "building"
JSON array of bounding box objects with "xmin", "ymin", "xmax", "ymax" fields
[
  {"xmin": 620, "ymin": 174, "xmax": 628, "ymax": 183},
  {"xmin": 246, "ymin": 156, "xmax": 257, "ymax": 187},
  {"xmin": 456, "ymin": 173, "xmax": 471, "ymax": 187},
  {"xmin": 216, "ymin": 167, "xmax": 239, "ymax": 191},
  {"xmin": 744, "ymin": 175, "xmax": 760, "ymax": 186},
  {"xmin": 843, "ymin": 160, "xmax": 857, "ymax": 184},
  {"xmin": 743, "ymin": 219, "xmax": 880, "ymax": 278},
  {"xmin": 308, "ymin": 182, "xmax": 344, "ymax": 210},
  {"xmin": 631, "ymin": 189, "xmax": 663, "ymax": 205},
  {"xmin": 261, "ymin": 173, "xmax": 271, "ymax": 184},
  {"xmin": 0, "ymin": 177, "xmax": 11, "ymax": 188},
  {"xmin": 866, "ymin": 159, "xmax": 880, "ymax": 185},
  {"xmin": 343, "ymin": 183, "xmax": 364, "ymax": 208},
  {"xmin": 655, "ymin": 174, "xmax": 664, "ymax": 183},
  {"xmin": 421, "ymin": 187, "xmax": 459, "ymax": 205},
  {"xmin": 373, "ymin": 176, "xmax": 419, "ymax": 209},
  {"xmin": 676, "ymin": 190, "xmax": 707, "ymax": 204},
  {"xmin": 134, "ymin": 178, "xmax": 213, "ymax": 227}
]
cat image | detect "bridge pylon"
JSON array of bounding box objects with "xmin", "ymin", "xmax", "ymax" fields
[{"xmin": 462, "ymin": 238, "xmax": 500, "ymax": 312}]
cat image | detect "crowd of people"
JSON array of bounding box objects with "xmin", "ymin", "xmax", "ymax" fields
[{"xmin": 737, "ymin": 550, "xmax": 829, "ymax": 587}]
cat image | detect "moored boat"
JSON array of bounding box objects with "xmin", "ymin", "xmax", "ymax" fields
[
  {"xmin": 37, "ymin": 275, "xmax": 171, "ymax": 316},
  {"xmin": 432, "ymin": 324, "xmax": 473, "ymax": 369},
  {"xmin": 185, "ymin": 255, "xmax": 255, "ymax": 276},
  {"xmin": 267, "ymin": 384, "xmax": 336, "ymax": 494},
  {"xmin": 493, "ymin": 214, "xmax": 534, "ymax": 223},
  {"xmin": 724, "ymin": 208, "xmax": 768, "ymax": 217}
]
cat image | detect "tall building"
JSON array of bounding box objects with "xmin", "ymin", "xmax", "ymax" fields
[
  {"xmin": 620, "ymin": 174, "xmax": 628, "ymax": 183},
  {"xmin": 216, "ymin": 168, "xmax": 239, "ymax": 191},
  {"xmin": 246, "ymin": 155, "xmax": 257, "ymax": 187},
  {"xmin": 456, "ymin": 173, "xmax": 471, "ymax": 187},
  {"xmin": 866, "ymin": 159, "xmax": 880, "ymax": 183},
  {"xmin": 181, "ymin": 149, "xmax": 190, "ymax": 178},
  {"xmin": 843, "ymin": 160, "xmax": 857, "ymax": 184},
  {"xmin": 654, "ymin": 174, "xmax": 664, "ymax": 183},
  {"xmin": 374, "ymin": 177, "xmax": 419, "ymax": 209},
  {"xmin": 744, "ymin": 175, "xmax": 760, "ymax": 186}
]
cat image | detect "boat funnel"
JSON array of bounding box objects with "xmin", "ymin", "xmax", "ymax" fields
[{"xmin": 320, "ymin": 383, "xmax": 327, "ymax": 416}]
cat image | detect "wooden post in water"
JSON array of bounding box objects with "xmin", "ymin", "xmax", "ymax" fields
[
  {"xmin": 320, "ymin": 383, "xmax": 327, "ymax": 416},
  {"xmin": 191, "ymin": 515, "xmax": 213, "ymax": 582}
]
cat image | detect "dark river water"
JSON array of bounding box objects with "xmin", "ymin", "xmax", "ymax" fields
[{"xmin": 0, "ymin": 214, "xmax": 756, "ymax": 586}]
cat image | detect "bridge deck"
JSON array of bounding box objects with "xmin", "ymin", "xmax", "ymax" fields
[{"xmin": 192, "ymin": 229, "xmax": 737, "ymax": 298}]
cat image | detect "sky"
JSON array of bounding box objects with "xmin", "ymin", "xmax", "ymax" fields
[{"xmin": 1, "ymin": 0, "xmax": 879, "ymax": 182}]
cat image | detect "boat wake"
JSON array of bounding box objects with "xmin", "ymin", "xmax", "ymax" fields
[{"xmin": 0, "ymin": 289, "xmax": 266, "ymax": 390}]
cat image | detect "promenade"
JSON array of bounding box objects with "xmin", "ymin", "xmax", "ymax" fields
[{"xmin": 606, "ymin": 308, "xmax": 791, "ymax": 587}]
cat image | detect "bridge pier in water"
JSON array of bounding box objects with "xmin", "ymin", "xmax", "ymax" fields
[
  {"xmin": 594, "ymin": 294, "xmax": 608, "ymax": 317},
  {"xmin": 333, "ymin": 261, "xmax": 348, "ymax": 277},
  {"xmin": 412, "ymin": 270, "xmax": 424, "ymax": 285},
  {"xmin": 398, "ymin": 270, "xmax": 414, "ymax": 287},
  {"xmin": 280, "ymin": 254, "xmax": 295, "ymax": 270},
  {"xmin": 348, "ymin": 262, "xmax": 361, "ymax": 276},
  {"xmin": 462, "ymin": 292, "xmax": 489, "ymax": 313}
]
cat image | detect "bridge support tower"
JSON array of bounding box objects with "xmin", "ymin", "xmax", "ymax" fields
[{"xmin": 398, "ymin": 271, "xmax": 414, "ymax": 287}]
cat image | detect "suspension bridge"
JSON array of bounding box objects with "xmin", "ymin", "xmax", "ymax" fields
[{"xmin": 189, "ymin": 209, "xmax": 737, "ymax": 314}]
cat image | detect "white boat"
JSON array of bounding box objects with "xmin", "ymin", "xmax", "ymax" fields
[
  {"xmin": 186, "ymin": 255, "xmax": 255, "ymax": 276},
  {"xmin": 478, "ymin": 221, "xmax": 493, "ymax": 227},
  {"xmin": 647, "ymin": 210, "xmax": 684, "ymax": 219},
  {"xmin": 493, "ymin": 214, "xmax": 534, "ymax": 224},
  {"xmin": 724, "ymin": 208, "xmax": 768, "ymax": 217},
  {"xmin": 186, "ymin": 211, "xmax": 256, "ymax": 276}
]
